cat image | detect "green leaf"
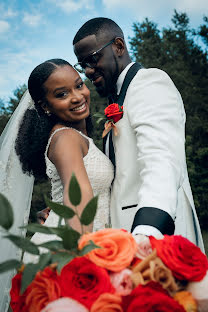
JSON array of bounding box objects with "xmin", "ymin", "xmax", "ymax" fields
[
  {"xmin": 80, "ymin": 196, "xmax": 98, "ymax": 225},
  {"xmin": 38, "ymin": 240, "xmax": 64, "ymax": 251},
  {"xmin": 49, "ymin": 226, "xmax": 70, "ymax": 239},
  {"xmin": 52, "ymin": 252, "xmax": 75, "ymax": 273},
  {"xmin": 0, "ymin": 259, "xmax": 21, "ymax": 273},
  {"xmin": 93, "ymin": 112, "xmax": 104, "ymax": 118},
  {"xmin": 21, "ymin": 223, "xmax": 53, "ymax": 235},
  {"xmin": 44, "ymin": 196, "xmax": 75, "ymax": 219},
  {"xmin": 58, "ymin": 217, "xmax": 63, "ymax": 227},
  {"xmin": 96, "ymin": 117, "xmax": 105, "ymax": 124},
  {"xmin": 79, "ymin": 240, "xmax": 101, "ymax": 256},
  {"xmin": 69, "ymin": 173, "xmax": 81, "ymax": 206},
  {"xmin": 5, "ymin": 234, "xmax": 39, "ymax": 255},
  {"xmin": 0, "ymin": 193, "xmax": 14, "ymax": 230},
  {"xmin": 38, "ymin": 253, "xmax": 52, "ymax": 270},
  {"xmin": 21, "ymin": 263, "xmax": 39, "ymax": 294},
  {"xmin": 62, "ymin": 228, "xmax": 80, "ymax": 250}
]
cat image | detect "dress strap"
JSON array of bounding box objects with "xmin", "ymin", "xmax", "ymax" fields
[{"xmin": 45, "ymin": 127, "xmax": 90, "ymax": 158}]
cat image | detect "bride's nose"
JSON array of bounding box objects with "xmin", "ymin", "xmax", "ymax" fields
[{"xmin": 71, "ymin": 90, "xmax": 83, "ymax": 103}]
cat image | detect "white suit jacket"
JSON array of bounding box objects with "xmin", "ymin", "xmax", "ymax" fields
[{"xmin": 109, "ymin": 63, "xmax": 204, "ymax": 252}]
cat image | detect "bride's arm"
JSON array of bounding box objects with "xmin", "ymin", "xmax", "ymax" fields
[{"xmin": 48, "ymin": 129, "xmax": 93, "ymax": 233}]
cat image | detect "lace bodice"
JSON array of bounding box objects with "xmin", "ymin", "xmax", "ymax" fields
[
  {"xmin": 23, "ymin": 127, "xmax": 114, "ymax": 264},
  {"xmin": 44, "ymin": 127, "xmax": 114, "ymax": 230}
]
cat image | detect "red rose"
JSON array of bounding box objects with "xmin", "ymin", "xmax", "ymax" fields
[
  {"xmin": 24, "ymin": 267, "xmax": 61, "ymax": 312},
  {"xmin": 122, "ymin": 281, "xmax": 185, "ymax": 312},
  {"xmin": 104, "ymin": 103, "xmax": 123, "ymax": 123},
  {"xmin": 10, "ymin": 273, "xmax": 30, "ymax": 312},
  {"xmin": 60, "ymin": 257, "xmax": 115, "ymax": 309},
  {"xmin": 150, "ymin": 235, "xmax": 208, "ymax": 282}
]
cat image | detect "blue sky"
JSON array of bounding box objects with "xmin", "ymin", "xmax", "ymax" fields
[{"xmin": 0, "ymin": 0, "xmax": 207, "ymax": 102}]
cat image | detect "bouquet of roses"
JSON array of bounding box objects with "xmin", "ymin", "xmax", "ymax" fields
[{"xmin": 0, "ymin": 174, "xmax": 208, "ymax": 312}]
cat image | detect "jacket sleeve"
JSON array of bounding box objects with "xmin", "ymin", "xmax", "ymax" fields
[{"xmin": 127, "ymin": 68, "xmax": 186, "ymax": 234}]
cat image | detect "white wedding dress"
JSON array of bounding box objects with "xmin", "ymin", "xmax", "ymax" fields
[{"xmin": 23, "ymin": 127, "xmax": 114, "ymax": 263}]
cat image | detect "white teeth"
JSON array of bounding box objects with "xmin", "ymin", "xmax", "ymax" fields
[{"xmin": 72, "ymin": 103, "xmax": 85, "ymax": 111}]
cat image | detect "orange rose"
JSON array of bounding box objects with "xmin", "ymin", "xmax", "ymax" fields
[
  {"xmin": 24, "ymin": 267, "xmax": 61, "ymax": 312},
  {"xmin": 78, "ymin": 228, "xmax": 137, "ymax": 272},
  {"xmin": 91, "ymin": 293, "xmax": 123, "ymax": 312},
  {"xmin": 174, "ymin": 291, "xmax": 197, "ymax": 312}
]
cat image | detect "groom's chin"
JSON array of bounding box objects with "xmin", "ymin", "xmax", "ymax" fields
[{"xmin": 95, "ymin": 85, "xmax": 108, "ymax": 98}]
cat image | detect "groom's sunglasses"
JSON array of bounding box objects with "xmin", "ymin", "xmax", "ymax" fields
[{"xmin": 74, "ymin": 38, "xmax": 115, "ymax": 73}]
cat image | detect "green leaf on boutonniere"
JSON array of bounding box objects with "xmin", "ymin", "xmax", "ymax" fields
[
  {"xmin": 5, "ymin": 234, "xmax": 39, "ymax": 255},
  {"xmin": 61, "ymin": 228, "xmax": 80, "ymax": 250},
  {"xmin": 69, "ymin": 173, "xmax": 81, "ymax": 206},
  {"xmin": 80, "ymin": 196, "xmax": 98, "ymax": 225},
  {"xmin": 0, "ymin": 193, "xmax": 14, "ymax": 230},
  {"xmin": 0, "ymin": 259, "xmax": 21, "ymax": 273},
  {"xmin": 79, "ymin": 240, "xmax": 101, "ymax": 256},
  {"xmin": 51, "ymin": 252, "xmax": 75, "ymax": 273},
  {"xmin": 44, "ymin": 196, "xmax": 75, "ymax": 219},
  {"xmin": 93, "ymin": 112, "xmax": 105, "ymax": 124}
]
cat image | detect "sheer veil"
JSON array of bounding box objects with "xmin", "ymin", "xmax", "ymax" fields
[{"xmin": 0, "ymin": 90, "xmax": 34, "ymax": 311}]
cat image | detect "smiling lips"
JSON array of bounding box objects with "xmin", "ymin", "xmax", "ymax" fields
[
  {"xmin": 71, "ymin": 102, "xmax": 87, "ymax": 112},
  {"xmin": 92, "ymin": 76, "xmax": 102, "ymax": 85}
]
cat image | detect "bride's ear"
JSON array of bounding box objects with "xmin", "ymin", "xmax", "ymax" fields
[{"xmin": 38, "ymin": 100, "xmax": 48, "ymax": 113}]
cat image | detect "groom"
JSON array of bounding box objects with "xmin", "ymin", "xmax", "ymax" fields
[{"xmin": 73, "ymin": 17, "xmax": 204, "ymax": 250}]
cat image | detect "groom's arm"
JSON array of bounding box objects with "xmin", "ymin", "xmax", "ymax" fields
[{"xmin": 127, "ymin": 68, "xmax": 186, "ymax": 236}]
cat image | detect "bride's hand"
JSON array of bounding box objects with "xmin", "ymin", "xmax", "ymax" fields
[{"xmin": 37, "ymin": 207, "xmax": 51, "ymax": 224}]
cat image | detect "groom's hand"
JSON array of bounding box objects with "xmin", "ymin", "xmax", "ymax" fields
[{"xmin": 37, "ymin": 207, "xmax": 51, "ymax": 224}]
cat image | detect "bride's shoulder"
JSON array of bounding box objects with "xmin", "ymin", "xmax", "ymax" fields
[{"xmin": 48, "ymin": 125, "xmax": 88, "ymax": 155}]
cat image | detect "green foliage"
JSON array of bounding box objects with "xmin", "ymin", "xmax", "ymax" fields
[
  {"xmin": 129, "ymin": 10, "xmax": 208, "ymax": 229},
  {"xmin": 0, "ymin": 260, "xmax": 21, "ymax": 274},
  {"xmin": 69, "ymin": 173, "xmax": 81, "ymax": 206},
  {"xmin": 44, "ymin": 197, "xmax": 75, "ymax": 219},
  {"xmin": 29, "ymin": 178, "xmax": 51, "ymax": 225},
  {"xmin": 84, "ymin": 79, "xmax": 108, "ymax": 150},
  {"xmin": 4, "ymin": 234, "xmax": 39, "ymax": 255},
  {"xmin": 80, "ymin": 196, "xmax": 98, "ymax": 225},
  {"xmin": 0, "ymin": 193, "xmax": 14, "ymax": 230},
  {"xmin": 0, "ymin": 84, "xmax": 27, "ymax": 135},
  {"xmin": 0, "ymin": 173, "xmax": 100, "ymax": 292}
]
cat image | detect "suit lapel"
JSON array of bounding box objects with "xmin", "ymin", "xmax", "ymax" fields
[{"xmin": 103, "ymin": 63, "xmax": 143, "ymax": 167}]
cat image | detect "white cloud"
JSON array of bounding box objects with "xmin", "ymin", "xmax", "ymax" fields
[
  {"xmin": 0, "ymin": 20, "xmax": 10, "ymax": 34},
  {"xmin": 102, "ymin": 0, "xmax": 208, "ymax": 12},
  {"xmin": 23, "ymin": 13, "xmax": 42, "ymax": 27},
  {"xmin": 48, "ymin": 0, "xmax": 94, "ymax": 13},
  {"xmin": 4, "ymin": 8, "xmax": 18, "ymax": 18},
  {"xmin": 102, "ymin": 0, "xmax": 207, "ymax": 20}
]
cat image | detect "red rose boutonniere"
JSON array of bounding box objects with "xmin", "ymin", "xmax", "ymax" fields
[{"xmin": 94, "ymin": 103, "xmax": 123, "ymax": 138}]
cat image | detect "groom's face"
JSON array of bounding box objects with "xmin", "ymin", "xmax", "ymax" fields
[{"xmin": 74, "ymin": 35, "xmax": 119, "ymax": 98}]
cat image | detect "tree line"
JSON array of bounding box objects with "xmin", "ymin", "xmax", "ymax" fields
[{"xmin": 0, "ymin": 10, "xmax": 207, "ymax": 229}]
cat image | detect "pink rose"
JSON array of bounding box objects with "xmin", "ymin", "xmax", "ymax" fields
[
  {"xmin": 110, "ymin": 269, "xmax": 133, "ymax": 296},
  {"xmin": 134, "ymin": 235, "xmax": 153, "ymax": 260},
  {"xmin": 40, "ymin": 298, "xmax": 89, "ymax": 312},
  {"xmin": 187, "ymin": 270, "xmax": 208, "ymax": 312}
]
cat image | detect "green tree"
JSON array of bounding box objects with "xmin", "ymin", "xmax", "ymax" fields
[
  {"xmin": 129, "ymin": 10, "xmax": 208, "ymax": 229},
  {"xmin": 84, "ymin": 79, "xmax": 108, "ymax": 150}
]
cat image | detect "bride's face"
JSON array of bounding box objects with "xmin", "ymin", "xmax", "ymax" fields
[{"xmin": 43, "ymin": 65, "xmax": 90, "ymax": 123}]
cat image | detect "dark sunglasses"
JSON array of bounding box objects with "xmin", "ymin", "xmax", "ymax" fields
[{"xmin": 74, "ymin": 38, "xmax": 115, "ymax": 73}]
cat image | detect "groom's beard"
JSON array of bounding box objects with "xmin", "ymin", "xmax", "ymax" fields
[{"xmin": 93, "ymin": 54, "xmax": 120, "ymax": 98}]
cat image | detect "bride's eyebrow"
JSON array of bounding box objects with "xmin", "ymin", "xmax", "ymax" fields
[{"xmin": 53, "ymin": 87, "xmax": 66, "ymax": 93}]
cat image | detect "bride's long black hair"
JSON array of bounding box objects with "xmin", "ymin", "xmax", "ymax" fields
[{"xmin": 15, "ymin": 59, "xmax": 93, "ymax": 180}]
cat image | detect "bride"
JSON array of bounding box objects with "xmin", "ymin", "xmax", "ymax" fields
[{"xmin": 0, "ymin": 58, "xmax": 114, "ymax": 311}]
